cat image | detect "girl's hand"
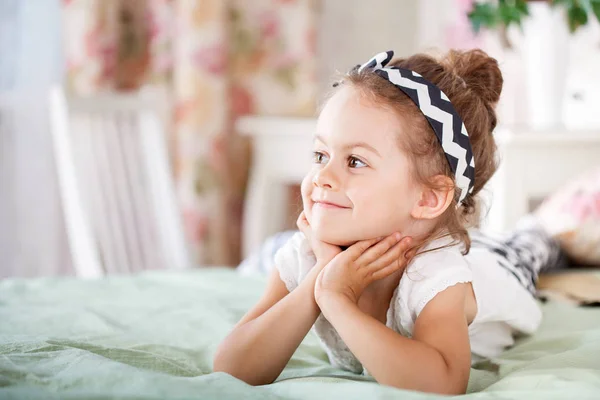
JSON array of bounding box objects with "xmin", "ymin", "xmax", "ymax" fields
[
  {"xmin": 297, "ymin": 211, "xmax": 341, "ymax": 266},
  {"xmin": 314, "ymin": 233, "xmax": 414, "ymax": 305}
]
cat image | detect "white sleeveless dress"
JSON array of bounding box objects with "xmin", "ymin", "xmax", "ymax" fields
[{"xmin": 274, "ymin": 232, "xmax": 542, "ymax": 374}]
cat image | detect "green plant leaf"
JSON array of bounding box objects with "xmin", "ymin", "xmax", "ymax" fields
[
  {"xmin": 515, "ymin": 0, "xmax": 529, "ymax": 16},
  {"xmin": 496, "ymin": 0, "xmax": 530, "ymax": 29},
  {"xmin": 567, "ymin": 4, "xmax": 589, "ymax": 32},
  {"xmin": 468, "ymin": 3, "xmax": 498, "ymax": 33},
  {"xmin": 498, "ymin": 1, "xmax": 529, "ymax": 28},
  {"xmin": 591, "ymin": 0, "xmax": 600, "ymax": 23}
]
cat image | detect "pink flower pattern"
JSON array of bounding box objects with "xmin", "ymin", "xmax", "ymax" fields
[
  {"xmin": 192, "ymin": 44, "xmax": 229, "ymax": 76},
  {"xmin": 63, "ymin": 0, "xmax": 317, "ymax": 265}
]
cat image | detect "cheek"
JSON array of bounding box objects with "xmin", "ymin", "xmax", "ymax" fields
[
  {"xmin": 300, "ymin": 174, "xmax": 314, "ymax": 215},
  {"xmin": 351, "ymin": 178, "xmax": 413, "ymax": 222}
]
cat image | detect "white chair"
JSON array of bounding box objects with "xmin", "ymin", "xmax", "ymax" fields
[
  {"xmin": 50, "ymin": 86, "xmax": 191, "ymax": 277},
  {"xmin": 237, "ymin": 116, "xmax": 314, "ymax": 258}
]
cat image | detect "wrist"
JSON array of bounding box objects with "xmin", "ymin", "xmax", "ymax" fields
[
  {"xmin": 316, "ymin": 291, "xmax": 356, "ymax": 318},
  {"xmin": 298, "ymin": 268, "xmax": 323, "ymax": 305},
  {"xmin": 306, "ymin": 260, "xmax": 328, "ymax": 281}
]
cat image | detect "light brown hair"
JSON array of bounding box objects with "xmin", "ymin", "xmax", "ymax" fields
[{"xmin": 338, "ymin": 49, "xmax": 503, "ymax": 253}]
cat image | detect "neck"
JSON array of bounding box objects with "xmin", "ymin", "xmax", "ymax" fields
[
  {"xmin": 365, "ymin": 268, "xmax": 402, "ymax": 295},
  {"xmin": 399, "ymin": 217, "xmax": 447, "ymax": 252}
]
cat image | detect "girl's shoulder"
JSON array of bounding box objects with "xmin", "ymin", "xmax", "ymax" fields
[
  {"xmin": 405, "ymin": 236, "xmax": 469, "ymax": 277},
  {"xmin": 398, "ymin": 237, "xmax": 472, "ymax": 320}
]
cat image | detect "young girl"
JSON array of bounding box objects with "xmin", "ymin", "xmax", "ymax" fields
[{"xmin": 213, "ymin": 49, "xmax": 544, "ymax": 394}]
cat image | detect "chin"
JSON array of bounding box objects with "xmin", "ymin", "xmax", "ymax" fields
[
  {"xmin": 312, "ymin": 223, "xmax": 359, "ymax": 247},
  {"xmin": 316, "ymin": 233, "xmax": 356, "ymax": 247},
  {"xmin": 307, "ymin": 208, "xmax": 392, "ymax": 247},
  {"xmin": 311, "ymin": 218, "xmax": 401, "ymax": 247}
]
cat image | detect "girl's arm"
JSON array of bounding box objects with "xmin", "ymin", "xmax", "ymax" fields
[
  {"xmin": 214, "ymin": 212, "xmax": 344, "ymax": 385},
  {"xmin": 318, "ymin": 283, "xmax": 471, "ymax": 395},
  {"xmin": 212, "ymin": 262, "xmax": 325, "ymax": 386}
]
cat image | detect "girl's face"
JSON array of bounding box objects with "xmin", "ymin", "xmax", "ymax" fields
[{"xmin": 301, "ymin": 85, "xmax": 422, "ymax": 246}]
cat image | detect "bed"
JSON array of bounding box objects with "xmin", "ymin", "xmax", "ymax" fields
[{"xmin": 1, "ymin": 268, "xmax": 599, "ymax": 399}]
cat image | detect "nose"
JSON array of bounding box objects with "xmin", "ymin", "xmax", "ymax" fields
[{"xmin": 313, "ymin": 162, "xmax": 339, "ymax": 190}]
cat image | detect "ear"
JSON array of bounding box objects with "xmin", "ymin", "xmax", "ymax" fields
[{"xmin": 410, "ymin": 175, "xmax": 455, "ymax": 220}]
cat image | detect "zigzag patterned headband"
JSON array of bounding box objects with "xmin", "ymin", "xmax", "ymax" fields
[{"xmin": 355, "ymin": 51, "xmax": 475, "ymax": 204}]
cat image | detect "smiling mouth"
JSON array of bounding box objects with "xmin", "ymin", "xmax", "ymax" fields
[{"xmin": 313, "ymin": 200, "xmax": 350, "ymax": 209}]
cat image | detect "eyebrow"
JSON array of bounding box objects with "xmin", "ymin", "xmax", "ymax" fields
[{"xmin": 314, "ymin": 134, "xmax": 381, "ymax": 157}]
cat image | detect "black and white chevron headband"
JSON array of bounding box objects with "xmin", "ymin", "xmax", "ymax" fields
[{"xmin": 352, "ymin": 51, "xmax": 476, "ymax": 204}]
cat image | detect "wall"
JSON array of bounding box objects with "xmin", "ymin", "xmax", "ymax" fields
[{"xmin": 316, "ymin": 0, "xmax": 418, "ymax": 100}]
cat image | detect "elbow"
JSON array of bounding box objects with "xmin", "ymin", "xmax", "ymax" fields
[
  {"xmin": 424, "ymin": 370, "xmax": 469, "ymax": 395},
  {"xmin": 213, "ymin": 365, "xmax": 274, "ymax": 387},
  {"xmin": 378, "ymin": 364, "xmax": 468, "ymax": 395},
  {"xmin": 212, "ymin": 346, "xmax": 274, "ymax": 387},
  {"xmin": 212, "ymin": 344, "xmax": 239, "ymax": 380},
  {"xmin": 211, "ymin": 348, "xmax": 229, "ymax": 375},
  {"xmin": 212, "ymin": 367, "xmax": 275, "ymax": 387},
  {"xmin": 429, "ymin": 382, "xmax": 468, "ymax": 396},
  {"xmin": 382, "ymin": 379, "xmax": 467, "ymax": 396},
  {"xmin": 444, "ymin": 372, "xmax": 469, "ymax": 395},
  {"xmin": 212, "ymin": 346, "xmax": 241, "ymax": 381},
  {"xmin": 435, "ymin": 383, "xmax": 468, "ymax": 396}
]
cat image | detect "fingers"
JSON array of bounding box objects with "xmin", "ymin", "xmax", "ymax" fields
[
  {"xmin": 296, "ymin": 211, "xmax": 306, "ymax": 227},
  {"xmin": 370, "ymin": 258, "xmax": 406, "ymax": 281},
  {"xmin": 355, "ymin": 233, "xmax": 402, "ymax": 265},
  {"xmin": 345, "ymin": 237, "xmax": 382, "ymax": 260},
  {"xmin": 364, "ymin": 237, "xmax": 412, "ymax": 276},
  {"xmin": 296, "ymin": 211, "xmax": 309, "ymax": 233},
  {"xmin": 404, "ymin": 248, "xmax": 417, "ymax": 262}
]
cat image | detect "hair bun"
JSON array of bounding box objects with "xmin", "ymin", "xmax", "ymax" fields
[{"xmin": 443, "ymin": 49, "xmax": 503, "ymax": 105}]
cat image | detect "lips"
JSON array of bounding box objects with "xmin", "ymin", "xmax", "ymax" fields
[{"xmin": 312, "ymin": 199, "xmax": 350, "ymax": 209}]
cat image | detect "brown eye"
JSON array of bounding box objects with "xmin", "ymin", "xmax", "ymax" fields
[{"xmin": 348, "ymin": 156, "xmax": 367, "ymax": 168}]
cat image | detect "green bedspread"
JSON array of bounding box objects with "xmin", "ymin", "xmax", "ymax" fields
[{"xmin": 1, "ymin": 268, "xmax": 599, "ymax": 399}]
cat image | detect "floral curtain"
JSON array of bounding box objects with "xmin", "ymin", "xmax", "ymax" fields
[{"xmin": 62, "ymin": 0, "xmax": 318, "ymax": 265}]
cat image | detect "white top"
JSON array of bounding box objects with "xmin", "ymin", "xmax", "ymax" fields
[{"xmin": 274, "ymin": 232, "xmax": 542, "ymax": 374}]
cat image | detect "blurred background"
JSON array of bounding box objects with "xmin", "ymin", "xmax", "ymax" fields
[{"xmin": 1, "ymin": 0, "xmax": 600, "ymax": 279}]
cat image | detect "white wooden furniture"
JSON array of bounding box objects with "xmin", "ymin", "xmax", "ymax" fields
[
  {"xmin": 483, "ymin": 128, "xmax": 600, "ymax": 232},
  {"xmin": 237, "ymin": 116, "xmax": 600, "ymax": 258},
  {"xmin": 237, "ymin": 117, "xmax": 315, "ymax": 258},
  {"xmin": 50, "ymin": 86, "xmax": 190, "ymax": 277}
]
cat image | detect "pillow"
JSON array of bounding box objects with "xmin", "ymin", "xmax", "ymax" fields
[{"xmin": 535, "ymin": 167, "xmax": 600, "ymax": 265}]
